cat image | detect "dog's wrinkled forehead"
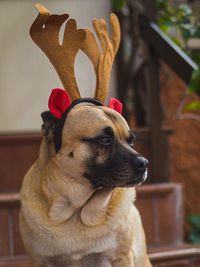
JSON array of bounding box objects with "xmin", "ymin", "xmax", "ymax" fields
[{"xmin": 62, "ymin": 105, "xmax": 130, "ymax": 140}]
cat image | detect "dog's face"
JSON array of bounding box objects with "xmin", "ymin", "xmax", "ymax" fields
[{"xmin": 51, "ymin": 105, "xmax": 148, "ymax": 189}]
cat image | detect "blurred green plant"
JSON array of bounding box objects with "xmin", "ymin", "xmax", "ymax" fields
[
  {"xmin": 112, "ymin": 0, "xmax": 126, "ymax": 12},
  {"xmin": 156, "ymin": 0, "xmax": 200, "ymax": 109},
  {"xmin": 187, "ymin": 214, "xmax": 200, "ymax": 244}
]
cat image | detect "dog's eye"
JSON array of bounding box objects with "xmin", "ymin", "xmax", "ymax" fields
[
  {"xmin": 128, "ymin": 139, "xmax": 134, "ymax": 148},
  {"xmin": 98, "ymin": 136, "xmax": 111, "ymax": 145},
  {"xmin": 127, "ymin": 132, "xmax": 136, "ymax": 148}
]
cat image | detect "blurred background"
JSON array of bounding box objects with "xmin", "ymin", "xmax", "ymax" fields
[{"xmin": 0, "ymin": 0, "xmax": 200, "ymax": 266}]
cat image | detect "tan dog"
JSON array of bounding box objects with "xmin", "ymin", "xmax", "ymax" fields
[{"xmin": 20, "ymin": 4, "xmax": 152, "ymax": 267}]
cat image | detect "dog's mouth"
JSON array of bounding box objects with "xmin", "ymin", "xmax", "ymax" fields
[
  {"xmin": 111, "ymin": 165, "xmax": 148, "ymax": 188},
  {"xmin": 84, "ymin": 167, "xmax": 148, "ymax": 189},
  {"xmin": 125, "ymin": 169, "xmax": 148, "ymax": 187}
]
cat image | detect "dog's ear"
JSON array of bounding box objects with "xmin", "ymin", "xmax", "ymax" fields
[{"xmin": 41, "ymin": 111, "xmax": 57, "ymax": 141}]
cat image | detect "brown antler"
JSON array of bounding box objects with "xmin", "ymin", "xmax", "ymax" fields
[
  {"xmin": 30, "ymin": 4, "xmax": 86, "ymax": 102},
  {"xmin": 81, "ymin": 14, "xmax": 121, "ymax": 103}
]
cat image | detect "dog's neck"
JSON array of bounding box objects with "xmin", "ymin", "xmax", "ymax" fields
[
  {"xmin": 40, "ymin": 153, "xmax": 112, "ymax": 226},
  {"xmin": 80, "ymin": 188, "xmax": 112, "ymax": 226}
]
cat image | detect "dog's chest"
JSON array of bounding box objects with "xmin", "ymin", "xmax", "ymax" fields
[
  {"xmin": 51, "ymin": 229, "xmax": 117, "ymax": 257},
  {"xmin": 33, "ymin": 220, "xmax": 118, "ymax": 264}
]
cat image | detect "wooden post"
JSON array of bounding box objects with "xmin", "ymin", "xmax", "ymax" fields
[{"xmin": 143, "ymin": 46, "xmax": 170, "ymax": 183}]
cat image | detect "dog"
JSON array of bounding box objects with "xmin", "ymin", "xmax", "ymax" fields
[
  {"xmin": 20, "ymin": 4, "xmax": 152, "ymax": 267},
  {"xmin": 20, "ymin": 104, "xmax": 151, "ymax": 267}
]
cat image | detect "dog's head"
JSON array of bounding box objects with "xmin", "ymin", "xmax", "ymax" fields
[
  {"xmin": 42, "ymin": 104, "xmax": 148, "ymax": 189},
  {"xmin": 32, "ymin": 5, "xmax": 148, "ymax": 189}
]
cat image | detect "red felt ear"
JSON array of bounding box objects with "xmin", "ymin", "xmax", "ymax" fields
[
  {"xmin": 48, "ymin": 88, "xmax": 71, "ymax": 119},
  {"xmin": 108, "ymin": 98, "xmax": 122, "ymax": 114}
]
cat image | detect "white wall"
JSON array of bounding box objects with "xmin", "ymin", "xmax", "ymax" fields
[{"xmin": 0, "ymin": 0, "xmax": 117, "ymax": 133}]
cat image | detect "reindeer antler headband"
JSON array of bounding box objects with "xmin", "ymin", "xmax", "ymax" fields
[{"xmin": 30, "ymin": 4, "xmax": 122, "ymax": 152}]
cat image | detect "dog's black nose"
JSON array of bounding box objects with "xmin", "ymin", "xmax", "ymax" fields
[{"xmin": 132, "ymin": 156, "xmax": 148, "ymax": 171}]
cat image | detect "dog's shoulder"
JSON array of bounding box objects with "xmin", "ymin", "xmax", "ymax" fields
[{"xmin": 20, "ymin": 160, "xmax": 41, "ymax": 201}]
